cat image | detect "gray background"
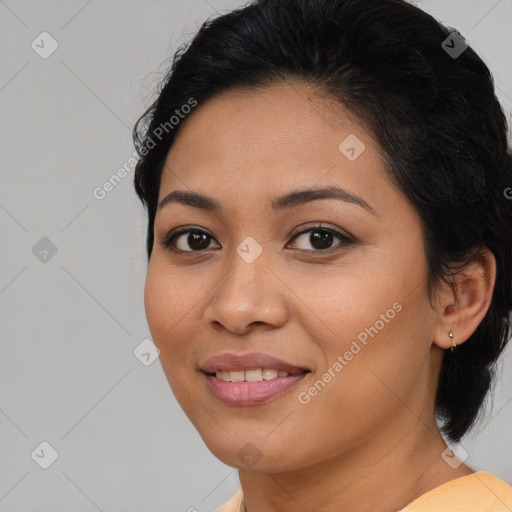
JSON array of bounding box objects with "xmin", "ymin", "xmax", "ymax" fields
[{"xmin": 0, "ymin": 0, "xmax": 510, "ymax": 510}]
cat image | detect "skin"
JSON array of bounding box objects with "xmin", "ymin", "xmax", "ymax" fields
[{"xmin": 144, "ymin": 80, "xmax": 496, "ymax": 512}]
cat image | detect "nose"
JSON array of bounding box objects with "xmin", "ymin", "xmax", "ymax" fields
[{"xmin": 204, "ymin": 249, "xmax": 291, "ymax": 335}]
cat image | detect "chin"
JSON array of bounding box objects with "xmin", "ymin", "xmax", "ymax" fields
[{"xmin": 199, "ymin": 430, "xmax": 300, "ymax": 473}]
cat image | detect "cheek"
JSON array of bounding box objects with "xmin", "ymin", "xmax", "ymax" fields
[
  {"xmin": 143, "ymin": 263, "xmax": 196, "ymax": 402},
  {"xmin": 144, "ymin": 264, "xmax": 168, "ymax": 340},
  {"xmin": 144, "ymin": 257, "xmax": 192, "ymax": 330},
  {"xmin": 292, "ymin": 267, "xmax": 400, "ymax": 359},
  {"xmin": 143, "ymin": 261, "xmax": 187, "ymax": 359},
  {"xmin": 303, "ymin": 249, "xmax": 434, "ymax": 412},
  {"xmin": 143, "ymin": 259, "xmax": 205, "ymax": 372}
]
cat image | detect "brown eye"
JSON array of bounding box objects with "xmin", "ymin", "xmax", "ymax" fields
[
  {"xmin": 288, "ymin": 225, "xmax": 354, "ymax": 252},
  {"xmin": 160, "ymin": 223, "xmax": 353, "ymax": 255},
  {"xmin": 160, "ymin": 228, "xmax": 220, "ymax": 252},
  {"xmin": 296, "ymin": 229, "xmax": 335, "ymax": 250}
]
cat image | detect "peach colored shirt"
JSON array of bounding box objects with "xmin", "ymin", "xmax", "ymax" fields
[{"xmin": 216, "ymin": 472, "xmax": 512, "ymax": 512}]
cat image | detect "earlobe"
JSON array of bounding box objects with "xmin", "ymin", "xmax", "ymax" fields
[
  {"xmin": 448, "ymin": 330, "xmax": 456, "ymax": 352},
  {"xmin": 432, "ymin": 247, "xmax": 497, "ymax": 350}
]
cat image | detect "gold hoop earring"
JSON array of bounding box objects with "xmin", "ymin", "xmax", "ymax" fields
[{"xmin": 449, "ymin": 331, "xmax": 456, "ymax": 352}]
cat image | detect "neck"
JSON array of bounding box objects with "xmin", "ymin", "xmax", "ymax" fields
[{"xmin": 238, "ymin": 418, "xmax": 473, "ymax": 512}]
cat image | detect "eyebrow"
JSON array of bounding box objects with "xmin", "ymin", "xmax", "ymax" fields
[{"xmin": 157, "ymin": 185, "xmax": 376, "ymax": 215}]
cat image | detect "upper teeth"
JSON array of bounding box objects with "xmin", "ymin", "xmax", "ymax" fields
[{"xmin": 215, "ymin": 368, "xmax": 290, "ymax": 382}]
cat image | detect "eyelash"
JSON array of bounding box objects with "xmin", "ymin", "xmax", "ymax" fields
[{"xmin": 159, "ymin": 223, "xmax": 355, "ymax": 255}]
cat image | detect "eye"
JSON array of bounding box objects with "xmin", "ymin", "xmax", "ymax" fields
[
  {"xmin": 288, "ymin": 223, "xmax": 354, "ymax": 253},
  {"xmin": 159, "ymin": 223, "xmax": 354, "ymax": 254},
  {"xmin": 160, "ymin": 226, "xmax": 220, "ymax": 253}
]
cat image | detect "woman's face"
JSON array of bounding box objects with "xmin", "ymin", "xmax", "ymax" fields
[{"xmin": 144, "ymin": 81, "xmax": 443, "ymax": 472}]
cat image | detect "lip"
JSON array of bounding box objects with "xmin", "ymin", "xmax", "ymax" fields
[
  {"xmin": 200, "ymin": 352, "xmax": 311, "ymax": 406},
  {"xmin": 200, "ymin": 352, "xmax": 311, "ymax": 374},
  {"xmin": 203, "ymin": 372, "xmax": 309, "ymax": 406}
]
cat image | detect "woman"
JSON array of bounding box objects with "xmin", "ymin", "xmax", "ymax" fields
[{"xmin": 132, "ymin": 0, "xmax": 512, "ymax": 510}]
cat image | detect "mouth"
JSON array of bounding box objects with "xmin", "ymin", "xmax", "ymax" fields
[
  {"xmin": 202, "ymin": 368, "xmax": 310, "ymax": 381},
  {"xmin": 202, "ymin": 371, "xmax": 310, "ymax": 406},
  {"xmin": 200, "ymin": 352, "xmax": 312, "ymax": 406},
  {"xmin": 200, "ymin": 351, "xmax": 311, "ymax": 377}
]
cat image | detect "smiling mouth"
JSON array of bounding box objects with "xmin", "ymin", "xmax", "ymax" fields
[
  {"xmin": 202, "ymin": 369, "xmax": 311, "ymax": 406},
  {"xmin": 203, "ymin": 368, "xmax": 310, "ymax": 382}
]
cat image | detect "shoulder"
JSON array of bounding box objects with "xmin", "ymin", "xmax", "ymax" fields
[
  {"xmin": 401, "ymin": 471, "xmax": 512, "ymax": 512},
  {"xmin": 214, "ymin": 473, "xmax": 511, "ymax": 512},
  {"xmin": 216, "ymin": 489, "xmax": 243, "ymax": 512}
]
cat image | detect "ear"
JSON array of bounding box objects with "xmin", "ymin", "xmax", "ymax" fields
[{"xmin": 432, "ymin": 247, "xmax": 496, "ymax": 350}]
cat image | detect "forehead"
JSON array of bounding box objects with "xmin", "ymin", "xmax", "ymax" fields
[
  {"xmin": 166, "ymin": 81, "xmax": 369, "ymax": 161},
  {"xmin": 158, "ymin": 81, "xmax": 399, "ymax": 218}
]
